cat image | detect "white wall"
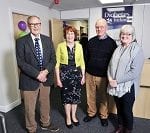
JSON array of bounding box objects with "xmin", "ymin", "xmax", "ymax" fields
[
  {"xmin": 61, "ymin": 8, "xmax": 89, "ymax": 20},
  {"xmin": 0, "ymin": 0, "xmax": 60, "ymax": 112},
  {"xmin": 89, "ymin": 7, "xmax": 102, "ymax": 38},
  {"xmin": 132, "ymin": 4, "xmax": 145, "ymax": 45},
  {"xmin": 141, "ymin": 4, "xmax": 150, "ymax": 58}
]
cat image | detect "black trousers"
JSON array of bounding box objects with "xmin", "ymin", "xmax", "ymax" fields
[{"xmin": 114, "ymin": 84, "xmax": 135, "ymax": 130}]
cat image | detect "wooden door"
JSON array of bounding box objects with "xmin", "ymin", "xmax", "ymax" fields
[
  {"xmin": 12, "ymin": 12, "xmax": 29, "ymax": 39},
  {"xmin": 12, "ymin": 13, "xmax": 29, "ymax": 100},
  {"xmin": 50, "ymin": 18, "xmax": 64, "ymax": 50},
  {"xmin": 50, "ymin": 18, "xmax": 64, "ymax": 86}
]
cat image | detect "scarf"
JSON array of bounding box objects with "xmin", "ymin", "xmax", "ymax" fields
[{"xmin": 107, "ymin": 41, "xmax": 140, "ymax": 97}]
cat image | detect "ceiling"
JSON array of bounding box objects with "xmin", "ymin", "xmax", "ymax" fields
[{"xmin": 29, "ymin": 0, "xmax": 150, "ymax": 11}]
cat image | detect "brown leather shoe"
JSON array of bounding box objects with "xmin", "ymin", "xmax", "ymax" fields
[{"xmin": 41, "ymin": 124, "xmax": 59, "ymax": 132}]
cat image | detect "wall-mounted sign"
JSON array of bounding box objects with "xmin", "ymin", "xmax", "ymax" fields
[{"xmin": 102, "ymin": 6, "xmax": 133, "ymax": 30}]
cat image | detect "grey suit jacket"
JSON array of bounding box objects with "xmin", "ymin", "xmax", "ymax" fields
[{"xmin": 16, "ymin": 33, "xmax": 56, "ymax": 91}]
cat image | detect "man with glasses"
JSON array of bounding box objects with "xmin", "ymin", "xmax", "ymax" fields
[{"xmin": 16, "ymin": 16, "xmax": 59, "ymax": 133}]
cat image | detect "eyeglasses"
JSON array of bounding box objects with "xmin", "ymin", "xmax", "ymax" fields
[
  {"xmin": 29, "ymin": 23, "xmax": 41, "ymax": 27},
  {"xmin": 121, "ymin": 33, "xmax": 132, "ymax": 36}
]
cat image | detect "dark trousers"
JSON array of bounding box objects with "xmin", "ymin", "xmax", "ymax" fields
[{"xmin": 114, "ymin": 84, "xmax": 135, "ymax": 130}]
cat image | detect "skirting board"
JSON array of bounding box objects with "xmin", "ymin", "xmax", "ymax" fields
[{"xmin": 0, "ymin": 99, "xmax": 21, "ymax": 113}]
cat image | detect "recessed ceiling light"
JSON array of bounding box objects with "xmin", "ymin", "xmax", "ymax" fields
[{"xmin": 99, "ymin": 0, "xmax": 124, "ymax": 4}]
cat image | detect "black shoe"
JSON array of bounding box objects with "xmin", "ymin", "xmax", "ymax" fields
[
  {"xmin": 66, "ymin": 123, "xmax": 73, "ymax": 129},
  {"xmin": 72, "ymin": 121, "xmax": 80, "ymax": 126},
  {"xmin": 100, "ymin": 119, "xmax": 108, "ymax": 127},
  {"xmin": 41, "ymin": 124, "xmax": 59, "ymax": 132},
  {"xmin": 83, "ymin": 115, "xmax": 96, "ymax": 122}
]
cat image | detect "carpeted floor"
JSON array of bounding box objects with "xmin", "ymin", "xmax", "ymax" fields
[{"xmin": 1, "ymin": 87, "xmax": 150, "ymax": 133}]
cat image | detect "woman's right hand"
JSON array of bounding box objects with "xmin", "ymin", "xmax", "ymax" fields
[
  {"xmin": 57, "ymin": 79, "xmax": 63, "ymax": 88},
  {"xmin": 109, "ymin": 79, "xmax": 117, "ymax": 88}
]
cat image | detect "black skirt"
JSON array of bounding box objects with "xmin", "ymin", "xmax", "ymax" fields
[{"xmin": 60, "ymin": 65, "xmax": 82, "ymax": 104}]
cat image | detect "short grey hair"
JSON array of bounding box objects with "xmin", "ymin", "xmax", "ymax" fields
[
  {"xmin": 27, "ymin": 15, "xmax": 41, "ymax": 24},
  {"xmin": 120, "ymin": 24, "xmax": 136, "ymax": 41}
]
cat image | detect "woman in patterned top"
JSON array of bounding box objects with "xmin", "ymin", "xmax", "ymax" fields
[{"xmin": 55, "ymin": 26, "xmax": 85, "ymax": 128}]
